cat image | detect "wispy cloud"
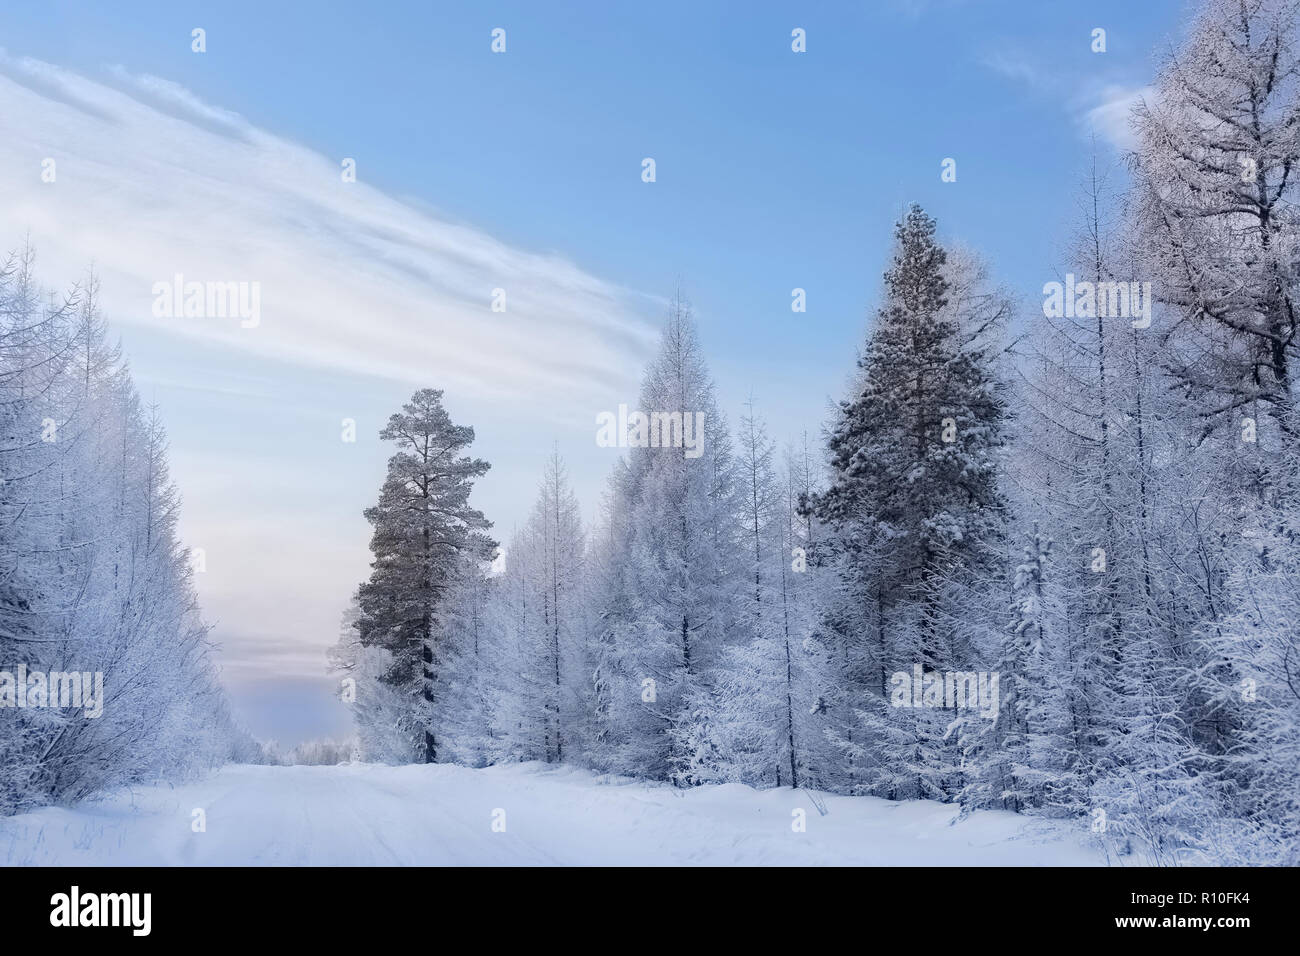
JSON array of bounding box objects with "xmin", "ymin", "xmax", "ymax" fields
[
  {"xmin": 977, "ymin": 46, "xmax": 1151, "ymax": 154},
  {"xmin": 1078, "ymin": 84, "xmax": 1152, "ymax": 152},
  {"xmin": 979, "ymin": 49, "xmax": 1049, "ymax": 88},
  {"xmin": 0, "ymin": 52, "xmax": 659, "ymax": 413}
]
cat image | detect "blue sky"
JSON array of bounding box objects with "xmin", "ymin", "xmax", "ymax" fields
[{"xmin": 0, "ymin": 0, "xmax": 1190, "ymax": 744}]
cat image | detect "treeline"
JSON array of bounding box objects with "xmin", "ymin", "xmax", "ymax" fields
[
  {"xmin": 0, "ymin": 247, "xmax": 254, "ymax": 815},
  {"xmin": 257, "ymin": 737, "xmax": 359, "ymax": 766},
  {"xmin": 336, "ymin": 0, "xmax": 1298, "ymax": 864}
]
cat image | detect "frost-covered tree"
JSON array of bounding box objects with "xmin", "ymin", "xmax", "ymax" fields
[
  {"xmin": 530, "ymin": 450, "xmax": 585, "ymax": 762},
  {"xmin": 586, "ymin": 295, "xmax": 745, "ymax": 782},
  {"xmin": 1122, "ymin": 0, "xmax": 1300, "ymax": 861},
  {"xmin": 962, "ymin": 524, "xmax": 1071, "ymax": 814},
  {"xmin": 811, "ymin": 206, "xmax": 1011, "ymax": 800},
  {"xmin": 582, "ymin": 460, "xmax": 640, "ymax": 771},
  {"xmin": 682, "ymin": 399, "xmax": 814, "ymax": 787},
  {"xmin": 485, "ymin": 450, "xmax": 586, "ymax": 763},
  {"xmin": 0, "ymin": 245, "xmax": 237, "ymax": 814},
  {"xmin": 1131, "ymin": 0, "xmax": 1300, "ymax": 449},
  {"xmin": 1009, "ymin": 153, "xmax": 1238, "ymax": 856},
  {"xmin": 1201, "ymin": 432, "xmax": 1300, "ymax": 864},
  {"xmin": 350, "ymin": 388, "xmax": 496, "ymax": 764}
]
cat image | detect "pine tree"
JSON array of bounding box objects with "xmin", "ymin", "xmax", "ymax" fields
[{"xmin": 352, "ymin": 388, "xmax": 496, "ymax": 764}]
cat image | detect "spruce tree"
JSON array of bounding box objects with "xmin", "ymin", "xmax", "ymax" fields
[{"xmin": 812, "ymin": 205, "xmax": 1009, "ymax": 799}]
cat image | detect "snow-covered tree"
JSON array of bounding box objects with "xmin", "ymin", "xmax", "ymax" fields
[
  {"xmin": 811, "ymin": 206, "xmax": 1011, "ymax": 800},
  {"xmin": 350, "ymin": 388, "xmax": 496, "ymax": 764},
  {"xmin": 586, "ymin": 295, "xmax": 746, "ymax": 782},
  {"xmin": 485, "ymin": 450, "xmax": 586, "ymax": 763},
  {"xmin": 1130, "ymin": 0, "xmax": 1300, "ymax": 451},
  {"xmin": 1, "ymin": 245, "xmax": 237, "ymax": 814}
]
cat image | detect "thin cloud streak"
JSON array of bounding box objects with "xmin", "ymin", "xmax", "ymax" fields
[{"xmin": 0, "ymin": 53, "xmax": 659, "ymax": 414}]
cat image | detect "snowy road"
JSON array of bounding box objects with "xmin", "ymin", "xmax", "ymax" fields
[{"xmin": 1, "ymin": 762, "xmax": 1103, "ymax": 866}]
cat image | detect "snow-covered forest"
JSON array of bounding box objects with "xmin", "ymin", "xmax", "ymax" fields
[
  {"xmin": 1, "ymin": 0, "xmax": 1297, "ymax": 869},
  {"xmin": 0, "ymin": 247, "xmax": 260, "ymax": 816},
  {"xmin": 329, "ymin": 0, "xmax": 1300, "ymax": 866}
]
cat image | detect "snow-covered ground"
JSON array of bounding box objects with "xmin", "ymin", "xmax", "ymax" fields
[{"xmin": 1, "ymin": 762, "xmax": 1103, "ymax": 866}]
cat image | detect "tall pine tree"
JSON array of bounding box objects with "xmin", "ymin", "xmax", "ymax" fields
[{"xmin": 352, "ymin": 388, "xmax": 496, "ymax": 763}]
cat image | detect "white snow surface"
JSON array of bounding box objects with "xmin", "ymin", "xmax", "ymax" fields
[{"xmin": 1, "ymin": 762, "xmax": 1104, "ymax": 866}]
